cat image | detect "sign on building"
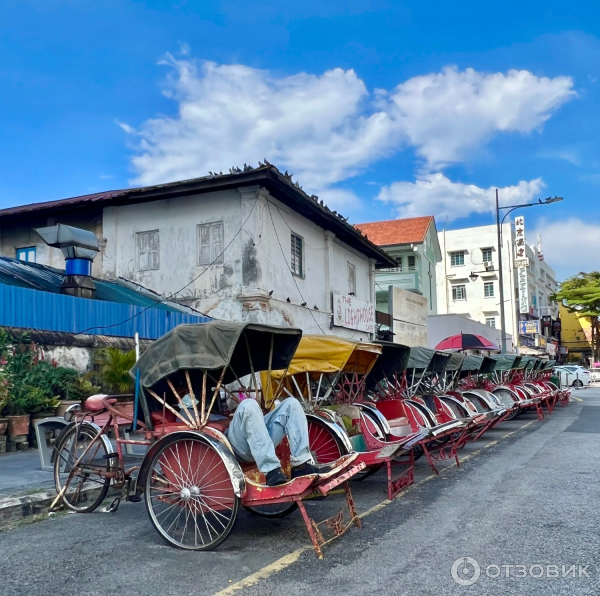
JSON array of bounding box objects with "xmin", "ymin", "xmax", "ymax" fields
[
  {"xmin": 515, "ymin": 215, "xmax": 529, "ymax": 314},
  {"xmin": 519, "ymin": 320, "xmax": 540, "ymax": 335},
  {"xmin": 514, "ymin": 258, "xmax": 530, "ymax": 269},
  {"xmin": 332, "ymin": 291, "xmax": 375, "ymax": 333},
  {"xmin": 388, "ymin": 286, "xmax": 427, "ymax": 346}
]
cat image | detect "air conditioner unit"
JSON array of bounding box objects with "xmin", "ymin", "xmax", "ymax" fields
[{"xmin": 484, "ymin": 261, "xmax": 494, "ymax": 271}]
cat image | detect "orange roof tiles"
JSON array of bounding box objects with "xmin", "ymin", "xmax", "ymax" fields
[{"xmin": 355, "ymin": 216, "xmax": 434, "ymax": 246}]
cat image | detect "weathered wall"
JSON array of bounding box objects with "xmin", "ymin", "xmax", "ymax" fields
[
  {"xmin": 41, "ymin": 345, "xmax": 93, "ymax": 373},
  {"xmin": 103, "ymin": 186, "xmax": 373, "ymax": 339},
  {"xmin": 0, "ymin": 210, "xmax": 104, "ymax": 277}
]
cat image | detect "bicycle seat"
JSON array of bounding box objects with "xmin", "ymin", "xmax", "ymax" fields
[{"xmin": 84, "ymin": 395, "xmax": 116, "ymax": 411}]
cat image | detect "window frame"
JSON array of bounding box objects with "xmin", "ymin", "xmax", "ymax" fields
[
  {"xmin": 450, "ymin": 251, "xmax": 465, "ymax": 267},
  {"xmin": 16, "ymin": 246, "xmax": 37, "ymax": 263},
  {"xmin": 484, "ymin": 281, "xmax": 495, "ymax": 298},
  {"xmin": 481, "ymin": 247, "xmax": 493, "ymax": 263},
  {"xmin": 407, "ymin": 255, "xmax": 416, "ymax": 271},
  {"xmin": 136, "ymin": 230, "xmax": 160, "ymax": 272},
  {"xmin": 197, "ymin": 221, "xmax": 225, "ymax": 266},
  {"xmin": 452, "ymin": 284, "xmax": 466, "ymax": 301},
  {"xmin": 347, "ymin": 262, "xmax": 356, "ymax": 295},
  {"xmin": 290, "ymin": 232, "xmax": 304, "ymax": 278},
  {"xmin": 485, "ymin": 317, "xmax": 496, "ymax": 328}
]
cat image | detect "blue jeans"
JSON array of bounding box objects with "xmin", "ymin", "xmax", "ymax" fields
[{"xmin": 226, "ymin": 398, "xmax": 312, "ymax": 473}]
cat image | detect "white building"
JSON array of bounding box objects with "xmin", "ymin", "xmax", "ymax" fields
[
  {"xmin": 0, "ymin": 164, "xmax": 394, "ymax": 341},
  {"xmin": 435, "ymin": 223, "xmax": 558, "ymax": 351}
]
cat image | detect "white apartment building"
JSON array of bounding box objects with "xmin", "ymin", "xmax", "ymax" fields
[{"xmin": 435, "ymin": 224, "xmax": 558, "ymax": 351}]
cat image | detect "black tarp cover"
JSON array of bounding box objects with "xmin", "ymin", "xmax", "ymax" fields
[
  {"xmin": 367, "ymin": 341, "xmax": 411, "ymax": 389},
  {"xmin": 131, "ymin": 321, "xmax": 302, "ymax": 389},
  {"xmin": 445, "ymin": 352, "xmax": 466, "ymax": 372}
]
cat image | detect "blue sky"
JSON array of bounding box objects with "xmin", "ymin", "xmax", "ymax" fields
[{"xmin": 0, "ymin": 0, "xmax": 598, "ymax": 279}]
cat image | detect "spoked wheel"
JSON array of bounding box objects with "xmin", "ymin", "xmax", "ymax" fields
[
  {"xmin": 243, "ymin": 501, "xmax": 298, "ymax": 518},
  {"xmin": 308, "ymin": 417, "xmax": 347, "ymax": 463},
  {"xmin": 145, "ymin": 436, "xmax": 239, "ymax": 551},
  {"xmin": 53, "ymin": 423, "xmax": 112, "ymax": 513},
  {"xmin": 503, "ymin": 408, "xmax": 520, "ymax": 420}
]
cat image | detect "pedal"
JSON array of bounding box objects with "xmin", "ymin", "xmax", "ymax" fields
[{"xmin": 127, "ymin": 495, "xmax": 142, "ymax": 503}]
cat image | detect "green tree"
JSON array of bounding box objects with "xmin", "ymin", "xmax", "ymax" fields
[
  {"xmin": 554, "ymin": 272, "xmax": 600, "ymax": 362},
  {"xmin": 96, "ymin": 348, "xmax": 137, "ymax": 394}
]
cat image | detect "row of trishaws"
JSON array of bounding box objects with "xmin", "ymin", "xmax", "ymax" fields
[{"xmin": 53, "ymin": 322, "xmax": 569, "ymax": 559}]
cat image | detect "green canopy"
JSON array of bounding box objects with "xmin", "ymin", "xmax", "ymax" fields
[
  {"xmin": 131, "ymin": 321, "xmax": 302, "ymax": 389},
  {"xmin": 479, "ymin": 356, "xmax": 496, "ymax": 374},
  {"xmin": 407, "ymin": 346, "xmax": 435, "ymax": 370},
  {"xmin": 444, "ymin": 352, "xmax": 466, "ymax": 372},
  {"xmin": 491, "ymin": 354, "xmax": 521, "ymax": 371},
  {"xmin": 461, "ymin": 355, "xmax": 483, "ymax": 372}
]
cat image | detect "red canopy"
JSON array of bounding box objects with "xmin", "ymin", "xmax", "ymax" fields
[{"xmin": 435, "ymin": 333, "xmax": 499, "ymax": 351}]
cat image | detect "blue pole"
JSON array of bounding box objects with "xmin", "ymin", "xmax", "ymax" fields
[{"xmin": 133, "ymin": 368, "xmax": 140, "ymax": 431}]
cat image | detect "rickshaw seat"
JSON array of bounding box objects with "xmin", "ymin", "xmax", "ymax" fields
[
  {"xmin": 85, "ymin": 395, "xmax": 116, "ymax": 411},
  {"xmin": 150, "ymin": 410, "xmax": 232, "ymax": 433}
]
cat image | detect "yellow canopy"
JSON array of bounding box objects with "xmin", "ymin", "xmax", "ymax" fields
[{"xmin": 261, "ymin": 335, "xmax": 381, "ymax": 407}]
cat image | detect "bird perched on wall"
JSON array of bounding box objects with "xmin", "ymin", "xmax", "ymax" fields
[
  {"xmin": 301, "ymin": 302, "xmax": 307, "ymax": 307},
  {"xmin": 286, "ymin": 297, "xmax": 291, "ymax": 302},
  {"xmin": 313, "ymin": 305, "xmax": 319, "ymax": 310},
  {"xmin": 268, "ymin": 290, "xmax": 273, "ymax": 296},
  {"xmin": 264, "ymin": 158, "xmax": 271, "ymax": 166}
]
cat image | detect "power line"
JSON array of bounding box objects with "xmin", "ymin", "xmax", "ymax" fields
[
  {"xmin": 76, "ymin": 199, "xmax": 259, "ymax": 334},
  {"xmin": 265, "ymin": 200, "xmax": 326, "ymax": 334}
]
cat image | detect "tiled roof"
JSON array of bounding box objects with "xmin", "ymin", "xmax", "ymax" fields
[{"xmin": 354, "ymin": 216, "xmax": 434, "ymax": 246}]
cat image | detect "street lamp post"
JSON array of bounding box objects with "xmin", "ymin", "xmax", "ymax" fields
[{"xmin": 494, "ymin": 192, "xmax": 563, "ymax": 354}]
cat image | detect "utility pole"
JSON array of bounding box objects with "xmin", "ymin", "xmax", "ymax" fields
[{"xmin": 496, "ymin": 189, "xmax": 507, "ymax": 354}]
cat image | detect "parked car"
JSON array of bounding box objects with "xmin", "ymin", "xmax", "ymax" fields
[
  {"xmin": 554, "ymin": 365, "xmax": 590, "ymax": 387},
  {"xmin": 590, "ymin": 364, "xmax": 600, "ymax": 383}
]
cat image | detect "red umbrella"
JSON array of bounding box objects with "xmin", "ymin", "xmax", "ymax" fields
[{"xmin": 435, "ymin": 333, "xmax": 499, "ymax": 351}]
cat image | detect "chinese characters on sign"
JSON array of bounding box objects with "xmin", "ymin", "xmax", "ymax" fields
[
  {"xmin": 332, "ymin": 291, "xmax": 375, "ymax": 333},
  {"xmin": 515, "ymin": 216, "xmax": 529, "ymax": 314}
]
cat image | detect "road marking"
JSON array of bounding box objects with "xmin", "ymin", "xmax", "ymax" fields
[
  {"xmin": 210, "ymin": 419, "xmax": 538, "ymax": 596},
  {"xmin": 211, "ymin": 547, "xmax": 310, "ymax": 596},
  {"xmin": 571, "ymin": 396, "xmax": 583, "ymax": 402}
]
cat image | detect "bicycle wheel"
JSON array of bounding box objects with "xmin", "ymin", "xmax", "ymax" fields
[
  {"xmin": 53, "ymin": 423, "xmax": 112, "ymax": 513},
  {"xmin": 308, "ymin": 417, "xmax": 347, "ymax": 464},
  {"xmin": 145, "ymin": 436, "xmax": 239, "ymax": 551}
]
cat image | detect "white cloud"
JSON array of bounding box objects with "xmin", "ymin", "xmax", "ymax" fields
[
  {"xmin": 116, "ymin": 120, "xmax": 135, "ymax": 134},
  {"xmin": 125, "ymin": 57, "xmax": 574, "ymax": 212},
  {"xmin": 380, "ymin": 67, "xmax": 575, "ymax": 168},
  {"xmin": 534, "ymin": 218, "xmax": 600, "ymax": 280},
  {"xmin": 377, "ymin": 173, "xmax": 545, "ymax": 222}
]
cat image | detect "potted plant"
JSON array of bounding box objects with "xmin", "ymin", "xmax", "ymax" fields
[{"xmin": 0, "ymin": 371, "xmax": 8, "ymax": 436}]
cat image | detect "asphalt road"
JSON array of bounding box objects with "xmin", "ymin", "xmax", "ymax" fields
[{"xmin": 1, "ymin": 388, "xmax": 599, "ymax": 596}]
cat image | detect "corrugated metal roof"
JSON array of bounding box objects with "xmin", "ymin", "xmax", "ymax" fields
[{"xmin": 0, "ymin": 257, "xmax": 198, "ymax": 315}]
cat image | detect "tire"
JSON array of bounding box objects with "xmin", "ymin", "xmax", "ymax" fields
[
  {"xmin": 503, "ymin": 408, "xmax": 520, "ymax": 421},
  {"xmin": 572, "ymin": 380, "xmax": 584, "ymax": 388},
  {"xmin": 145, "ymin": 436, "xmax": 239, "ymax": 551},
  {"xmin": 53, "ymin": 423, "xmax": 111, "ymax": 513},
  {"xmin": 243, "ymin": 502, "xmax": 298, "ymax": 518}
]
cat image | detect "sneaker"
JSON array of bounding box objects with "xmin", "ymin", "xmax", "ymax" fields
[
  {"xmin": 266, "ymin": 467, "xmax": 289, "ymax": 486},
  {"xmin": 291, "ymin": 462, "xmax": 333, "ymax": 479}
]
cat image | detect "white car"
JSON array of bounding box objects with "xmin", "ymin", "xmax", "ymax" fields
[
  {"xmin": 554, "ymin": 365, "xmax": 590, "ymax": 387},
  {"xmin": 590, "ymin": 367, "xmax": 600, "ymax": 383}
]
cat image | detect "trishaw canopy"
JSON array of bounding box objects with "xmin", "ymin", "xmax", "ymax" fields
[
  {"xmin": 366, "ymin": 341, "xmax": 411, "ymax": 390},
  {"xmin": 131, "ymin": 321, "xmax": 302, "ymax": 389},
  {"xmin": 444, "ymin": 352, "xmax": 466, "ymax": 372},
  {"xmin": 407, "ymin": 347, "xmax": 452, "ymax": 372}
]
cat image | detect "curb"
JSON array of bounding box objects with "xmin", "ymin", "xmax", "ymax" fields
[{"xmin": 0, "ymin": 489, "xmax": 59, "ymax": 530}]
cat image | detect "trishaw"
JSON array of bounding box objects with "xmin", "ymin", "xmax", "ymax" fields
[
  {"xmin": 266, "ymin": 336, "xmax": 425, "ymax": 500},
  {"xmin": 52, "ymin": 322, "xmax": 365, "ymax": 558}
]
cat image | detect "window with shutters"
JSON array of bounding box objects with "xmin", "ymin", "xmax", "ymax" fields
[
  {"xmin": 452, "ymin": 284, "xmax": 466, "ymax": 301},
  {"xmin": 347, "ymin": 262, "xmax": 356, "ymax": 294},
  {"xmin": 197, "ymin": 222, "xmax": 224, "ymax": 266},
  {"xmin": 407, "ymin": 255, "xmax": 416, "ymax": 271},
  {"xmin": 484, "ymin": 281, "xmax": 495, "ymax": 297},
  {"xmin": 291, "ymin": 233, "xmax": 303, "ymax": 277},
  {"xmin": 137, "ymin": 231, "xmax": 160, "ymax": 271}
]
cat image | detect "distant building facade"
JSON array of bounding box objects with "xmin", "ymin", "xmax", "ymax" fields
[
  {"xmin": 435, "ymin": 224, "xmax": 559, "ymax": 355},
  {"xmin": 355, "ymin": 216, "xmax": 442, "ymax": 318}
]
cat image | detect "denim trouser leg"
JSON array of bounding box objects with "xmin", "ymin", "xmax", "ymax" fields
[{"xmin": 226, "ymin": 398, "xmax": 312, "ymax": 473}]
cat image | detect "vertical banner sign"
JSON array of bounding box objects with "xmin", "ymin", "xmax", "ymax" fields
[{"xmin": 515, "ymin": 216, "xmax": 529, "ymax": 314}]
